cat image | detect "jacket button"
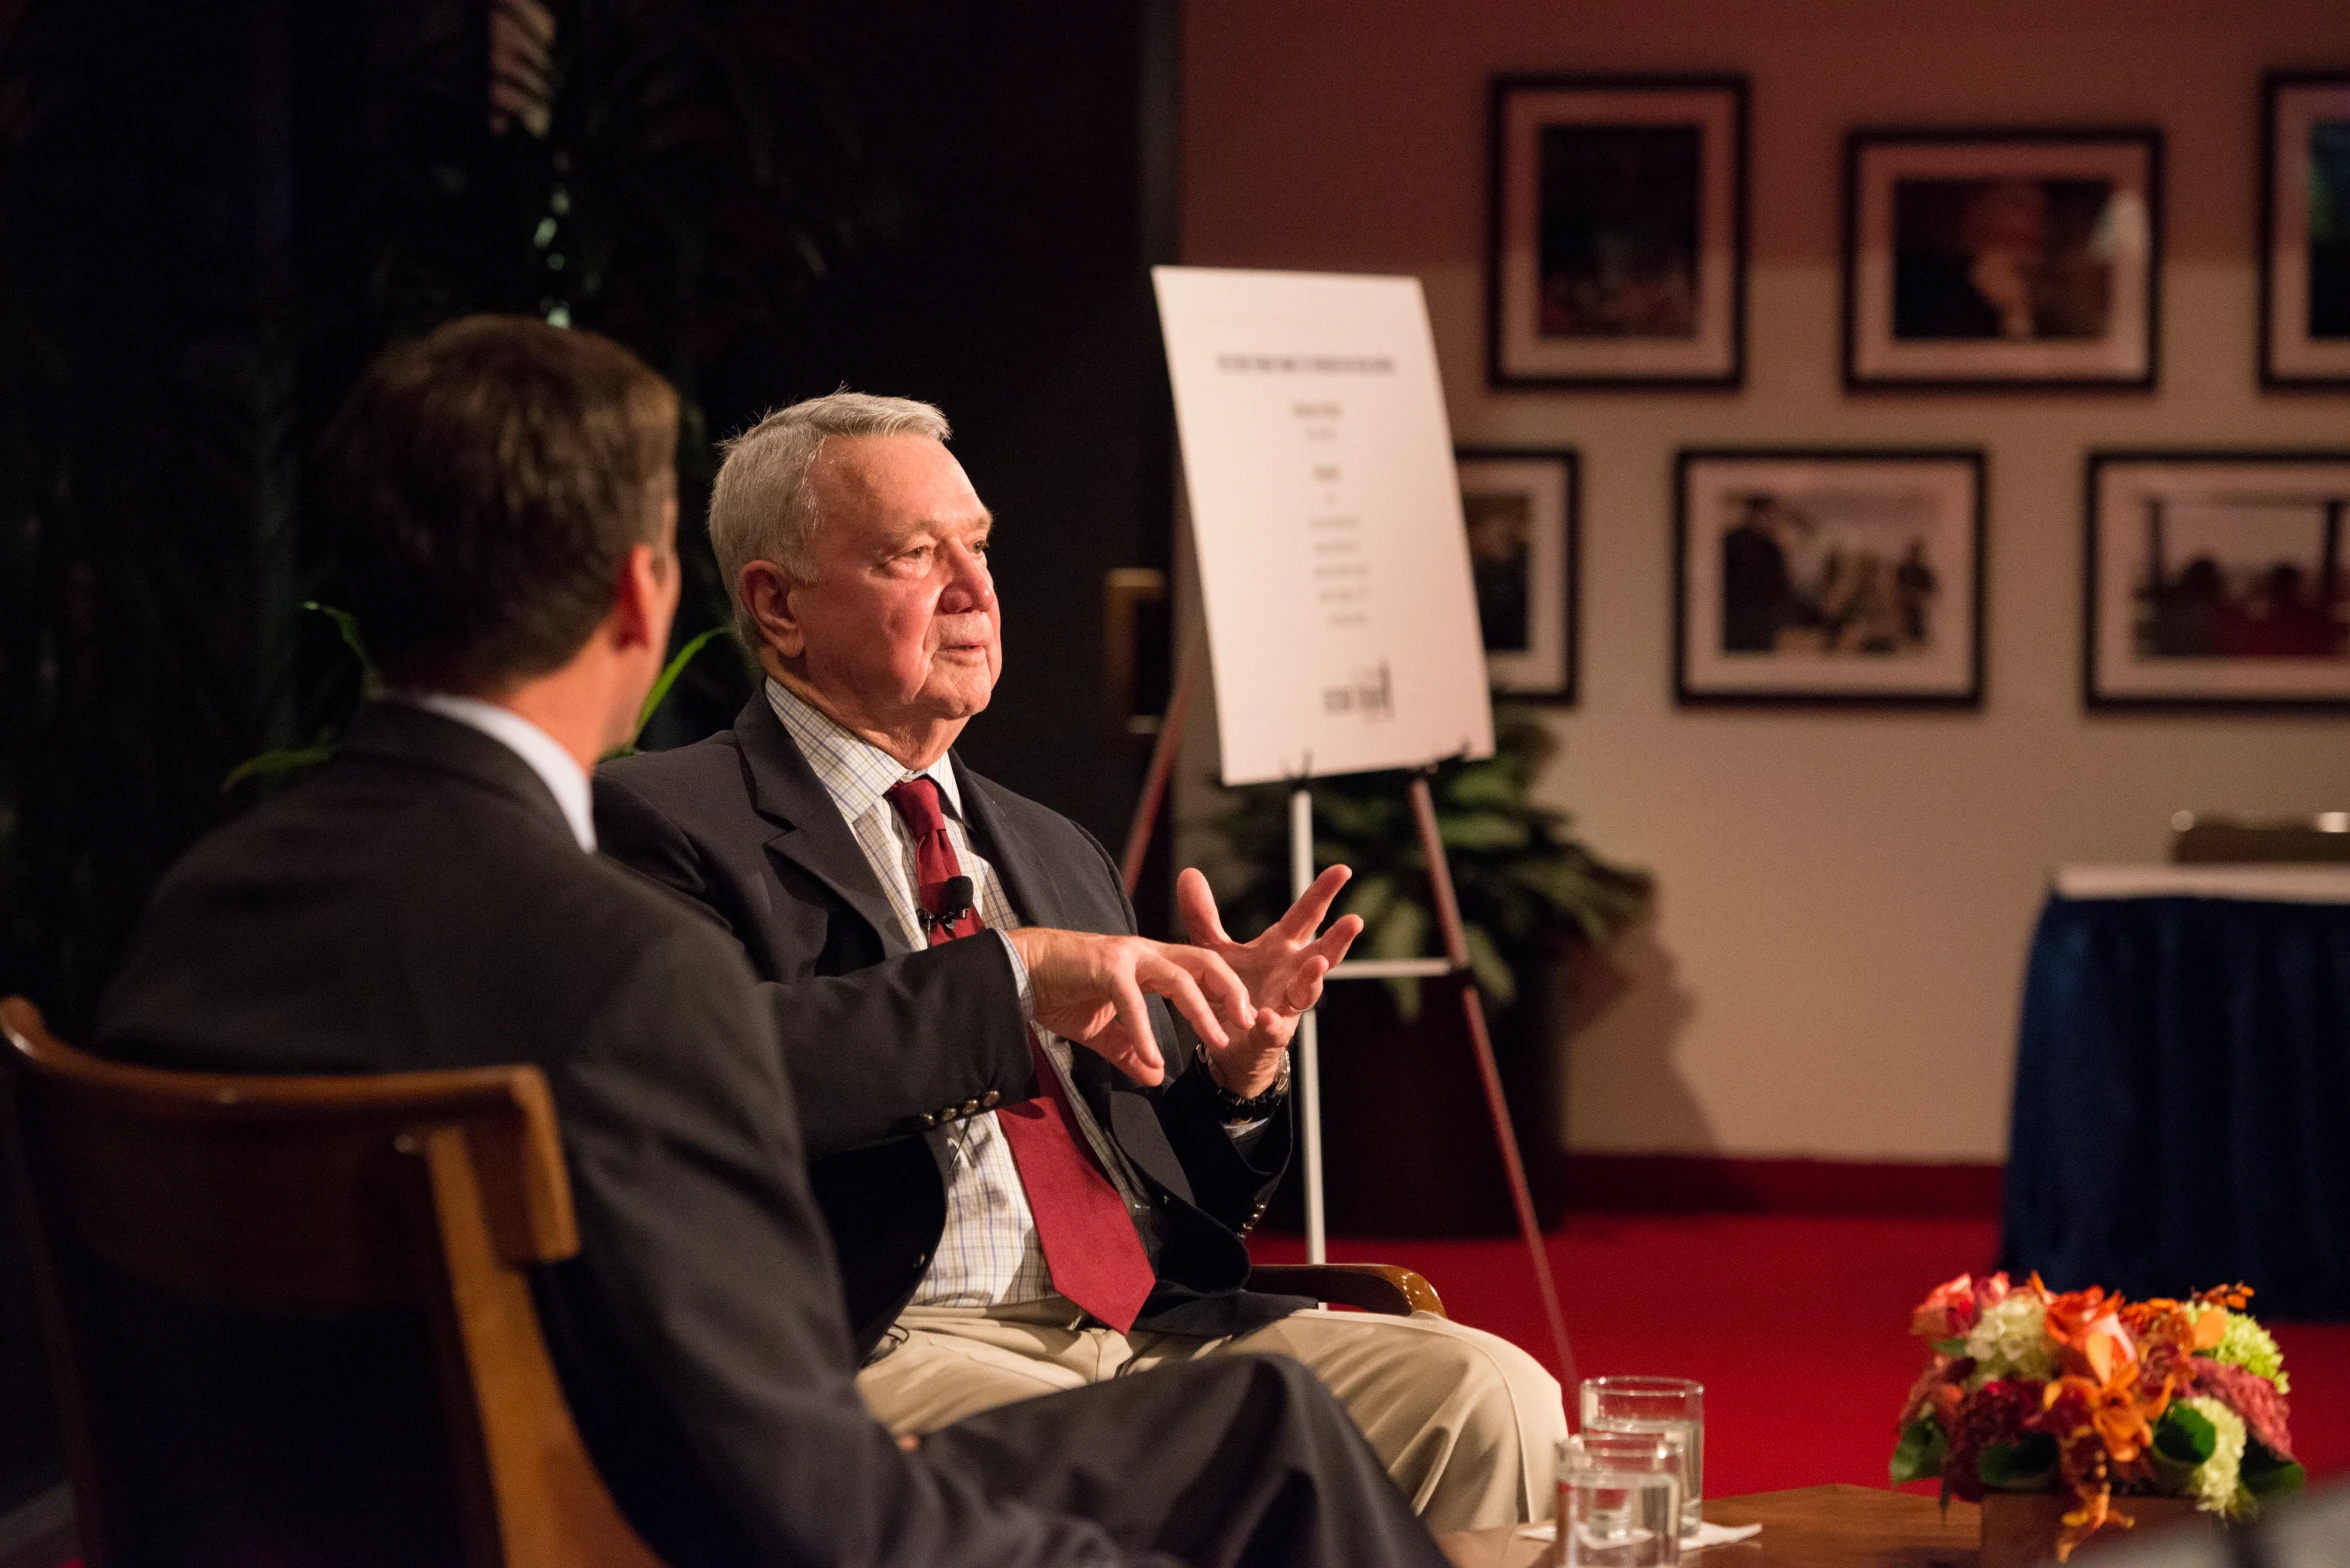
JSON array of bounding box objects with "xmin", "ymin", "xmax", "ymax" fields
[
  {"xmin": 918, "ymin": 1113, "xmax": 938, "ymax": 1129},
  {"xmin": 960, "ymin": 1098, "xmax": 981, "ymax": 1115},
  {"xmin": 939, "ymin": 1106, "xmax": 960, "ymax": 1123},
  {"xmin": 981, "ymin": 1090, "xmax": 1001, "ymax": 1108}
]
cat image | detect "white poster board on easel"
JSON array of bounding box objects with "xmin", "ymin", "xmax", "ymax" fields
[{"xmin": 1152, "ymin": 266, "xmax": 1494, "ymax": 784}]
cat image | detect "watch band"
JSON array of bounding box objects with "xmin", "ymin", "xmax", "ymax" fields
[{"xmin": 1211, "ymin": 1054, "xmax": 1292, "ymax": 1123}]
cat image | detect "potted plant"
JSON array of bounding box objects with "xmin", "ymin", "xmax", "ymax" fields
[
  {"xmin": 1216, "ymin": 705, "xmax": 1652, "ymax": 1233},
  {"xmin": 1892, "ymin": 1272, "xmax": 2304, "ymax": 1564}
]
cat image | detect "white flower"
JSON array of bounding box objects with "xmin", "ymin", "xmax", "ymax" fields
[
  {"xmin": 1964, "ymin": 1294, "xmax": 2057, "ymax": 1389},
  {"xmin": 2183, "ymin": 1396, "xmax": 2248, "ymax": 1517},
  {"xmin": 2213, "ymin": 1312, "xmax": 2289, "ymax": 1394}
]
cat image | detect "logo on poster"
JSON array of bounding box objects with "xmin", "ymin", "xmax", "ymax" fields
[{"xmin": 1321, "ymin": 660, "xmax": 1394, "ymax": 721}]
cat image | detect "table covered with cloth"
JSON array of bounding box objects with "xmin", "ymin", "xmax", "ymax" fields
[{"xmin": 2002, "ymin": 865, "xmax": 2350, "ymax": 1321}]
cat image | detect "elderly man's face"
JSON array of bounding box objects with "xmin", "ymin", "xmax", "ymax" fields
[{"xmin": 786, "ymin": 433, "xmax": 1000, "ymax": 731}]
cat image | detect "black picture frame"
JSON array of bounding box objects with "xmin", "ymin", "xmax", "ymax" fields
[
  {"xmin": 1486, "ymin": 74, "xmax": 1748, "ymax": 390},
  {"xmin": 1674, "ymin": 448, "xmax": 1987, "ymax": 708},
  {"xmin": 2259, "ymin": 73, "xmax": 2350, "ymax": 390},
  {"xmin": 1843, "ymin": 127, "xmax": 2162, "ymax": 392},
  {"xmin": 2083, "ymin": 450, "xmax": 2350, "ymax": 710},
  {"xmin": 1456, "ymin": 446, "xmax": 1579, "ymax": 703}
]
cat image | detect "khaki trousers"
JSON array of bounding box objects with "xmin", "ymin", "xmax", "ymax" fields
[{"xmin": 856, "ymin": 1298, "xmax": 1564, "ymax": 1534}]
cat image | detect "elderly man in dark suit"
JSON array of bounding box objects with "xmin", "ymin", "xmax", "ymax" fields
[
  {"xmin": 595, "ymin": 391, "xmax": 1564, "ymax": 1533},
  {"xmin": 97, "ymin": 317, "xmax": 1452, "ymax": 1568}
]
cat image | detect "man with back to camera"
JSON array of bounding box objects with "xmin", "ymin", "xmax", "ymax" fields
[
  {"xmin": 594, "ymin": 390, "xmax": 1566, "ymax": 1533},
  {"xmin": 96, "ymin": 316, "xmax": 1454, "ymax": 1568}
]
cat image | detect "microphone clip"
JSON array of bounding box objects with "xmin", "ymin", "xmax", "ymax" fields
[{"xmin": 922, "ymin": 874, "xmax": 977, "ymax": 936}]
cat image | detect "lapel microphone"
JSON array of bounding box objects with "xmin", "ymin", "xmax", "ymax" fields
[{"xmin": 925, "ymin": 875, "xmax": 977, "ymax": 936}]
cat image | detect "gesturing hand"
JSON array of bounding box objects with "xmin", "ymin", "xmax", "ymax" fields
[
  {"xmin": 1176, "ymin": 866, "xmax": 1364, "ymax": 1098},
  {"xmin": 1004, "ymin": 927, "xmax": 1255, "ymax": 1087}
]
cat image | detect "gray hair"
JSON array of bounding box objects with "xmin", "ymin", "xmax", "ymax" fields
[{"xmin": 708, "ymin": 390, "xmax": 953, "ymax": 648}]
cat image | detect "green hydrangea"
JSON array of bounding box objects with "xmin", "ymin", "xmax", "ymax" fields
[
  {"xmin": 1964, "ymin": 1294, "xmax": 2056, "ymax": 1389},
  {"xmin": 2214, "ymin": 1312, "xmax": 2289, "ymax": 1394},
  {"xmin": 2182, "ymin": 1396, "xmax": 2250, "ymax": 1517}
]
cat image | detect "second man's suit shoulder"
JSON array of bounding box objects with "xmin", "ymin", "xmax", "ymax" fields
[
  {"xmin": 955, "ymin": 768, "xmax": 1124, "ymax": 883},
  {"xmin": 597, "ymin": 727, "xmax": 750, "ymax": 815}
]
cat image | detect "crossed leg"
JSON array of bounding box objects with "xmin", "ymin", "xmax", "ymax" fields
[{"xmin": 858, "ymin": 1300, "xmax": 1563, "ymax": 1533}]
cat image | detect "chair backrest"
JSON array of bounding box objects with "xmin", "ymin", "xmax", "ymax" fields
[
  {"xmin": 0, "ymin": 996, "xmax": 664, "ymax": 1568},
  {"xmin": 2171, "ymin": 813, "xmax": 2350, "ymax": 864}
]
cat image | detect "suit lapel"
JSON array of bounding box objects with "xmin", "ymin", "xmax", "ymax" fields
[
  {"xmin": 955, "ymin": 761, "xmax": 1073, "ymax": 932},
  {"xmin": 957, "ymin": 760, "xmax": 1192, "ymax": 1191},
  {"xmin": 734, "ymin": 694, "xmax": 914, "ymax": 957}
]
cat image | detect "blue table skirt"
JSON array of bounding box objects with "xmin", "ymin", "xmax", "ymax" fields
[{"xmin": 2001, "ymin": 892, "xmax": 2350, "ymax": 1321}]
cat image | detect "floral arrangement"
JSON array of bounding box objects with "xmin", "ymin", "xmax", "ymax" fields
[{"xmin": 1891, "ymin": 1272, "xmax": 2304, "ymax": 1559}]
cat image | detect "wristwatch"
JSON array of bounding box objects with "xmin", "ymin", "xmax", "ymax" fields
[{"xmin": 1211, "ymin": 1054, "xmax": 1292, "ymax": 1124}]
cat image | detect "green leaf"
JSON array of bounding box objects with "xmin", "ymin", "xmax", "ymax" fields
[
  {"xmin": 1889, "ymin": 1414, "xmax": 1948, "ymax": 1485},
  {"xmin": 1342, "ymin": 873, "xmax": 1397, "ymax": 929},
  {"xmin": 1977, "ymin": 1435, "xmax": 2059, "ymax": 1492},
  {"xmin": 303, "ymin": 600, "xmax": 371, "ymax": 672},
  {"xmin": 631, "ymin": 624, "xmax": 729, "ymax": 742},
  {"xmin": 2241, "ymin": 1445, "xmax": 2305, "ymax": 1504},
  {"xmin": 2153, "ymin": 1403, "xmax": 2216, "ymax": 1469},
  {"xmin": 1443, "ymin": 762, "xmax": 1519, "ymax": 809},
  {"xmin": 223, "ymin": 746, "xmax": 335, "ymax": 790},
  {"xmin": 1463, "ymin": 923, "xmax": 1515, "ymax": 1007},
  {"xmin": 1370, "ymin": 898, "xmax": 1429, "ymax": 1019},
  {"xmin": 1438, "ymin": 810, "xmax": 1531, "ymax": 852},
  {"xmin": 1932, "ymin": 1337, "xmax": 1969, "ymax": 1357}
]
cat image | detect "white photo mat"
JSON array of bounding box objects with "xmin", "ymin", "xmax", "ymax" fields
[
  {"xmin": 1846, "ymin": 132, "xmax": 2158, "ymax": 387},
  {"xmin": 2086, "ymin": 454, "xmax": 2350, "ymax": 706},
  {"xmin": 1489, "ymin": 77, "xmax": 1744, "ymax": 385},
  {"xmin": 1677, "ymin": 451, "xmax": 1984, "ymax": 704},
  {"xmin": 1457, "ymin": 450, "xmax": 1576, "ymax": 701},
  {"xmin": 2263, "ymin": 77, "xmax": 2350, "ymax": 384}
]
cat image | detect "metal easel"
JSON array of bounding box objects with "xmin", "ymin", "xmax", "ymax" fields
[{"xmin": 1119, "ymin": 645, "xmax": 1576, "ymax": 1383}]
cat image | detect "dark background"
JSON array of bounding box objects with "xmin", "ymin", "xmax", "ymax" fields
[{"xmin": 0, "ymin": 0, "xmax": 1181, "ymax": 1516}]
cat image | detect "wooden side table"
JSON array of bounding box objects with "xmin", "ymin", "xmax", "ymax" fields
[{"xmin": 1440, "ymin": 1484, "xmax": 1985, "ymax": 1568}]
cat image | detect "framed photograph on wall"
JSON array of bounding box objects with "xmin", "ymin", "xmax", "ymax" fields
[
  {"xmin": 1844, "ymin": 129, "xmax": 2160, "ymax": 390},
  {"xmin": 2085, "ymin": 452, "xmax": 2350, "ymax": 708},
  {"xmin": 1487, "ymin": 75, "xmax": 1747, "ymax": 388},
  {"xmin": 1457, "ymin": 448, "xmax": 1578, "ymax": 701},
  {"xmin": 1676, "ymin": 449, "xmax": 1985, "ymax": 706},
  {"xmin": 2260, "ymin": 73, "xmax": 2350, "ymax": 388}
]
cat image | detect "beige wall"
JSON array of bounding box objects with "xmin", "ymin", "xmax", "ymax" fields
[{"xmin": 1173, "ymin": 0, "xmax": 2350, "ymax": 1163}]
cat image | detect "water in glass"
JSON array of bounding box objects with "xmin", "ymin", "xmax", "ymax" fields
[
  {"xmin": 1580, "ymin": 1376, "xmax": 1704, "ymax": 1540},
  {"xmin": 1557, "ymin": 1433, "xmax": 1682, "ymax": 1568}
]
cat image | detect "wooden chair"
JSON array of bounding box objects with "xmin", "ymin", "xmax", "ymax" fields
[
  {"xmin": 0, "ymin": 997, "xmax": 663, "ymax": 1568},
  {"xmin": 1249, "ymin": 1262, "xmax": 1446, "ymax": 1317},
  {"xmin": 2172, "ymin": 812, "xmax": 2350, "ymax": 864}
]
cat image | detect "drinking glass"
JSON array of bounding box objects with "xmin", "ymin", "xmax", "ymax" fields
[
  {"xmin": 1579, "ymin": 1376, "xmax": 1704, "ymax": 1540},
  {"xmin": 1556, "ymin": 1431, "xmax": 1683, "ymax": 1568}
]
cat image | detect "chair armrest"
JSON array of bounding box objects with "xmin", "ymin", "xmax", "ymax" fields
[{"xmin": 1250, "ymin": 1263, "xmax": 1445, "ymax": 1318}]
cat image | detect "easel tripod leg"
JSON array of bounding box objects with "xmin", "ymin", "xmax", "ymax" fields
[{"xmin": 1407, "ymin": 775, "xmax": 1577, "ymax": 1389}]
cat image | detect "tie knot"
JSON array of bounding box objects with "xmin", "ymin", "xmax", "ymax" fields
[{"xmin": 885, "ymin": 776, "xmax": 949, "ymax": 837}]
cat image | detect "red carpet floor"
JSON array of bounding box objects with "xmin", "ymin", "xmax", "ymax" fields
[{"xmin": 1249, "ymin": 1215, "xmax": 2350, "ymax": 1498}]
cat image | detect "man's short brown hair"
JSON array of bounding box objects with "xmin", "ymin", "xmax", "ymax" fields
[{"xmin": 321, "ymin": 315, "xmax": 679, "ymax": 693}]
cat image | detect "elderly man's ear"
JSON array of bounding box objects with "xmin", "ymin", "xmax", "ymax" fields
[{"xmin": 739, "ymin": 560, "xmax": 804, "ymax": 659}]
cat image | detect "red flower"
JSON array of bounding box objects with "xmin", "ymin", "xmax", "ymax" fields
[
  {"xmin": 1944, "ymin": 1379, "xmax": 2044, "ymax": 1503},
  {"xmin": 1911, "ymin": 1273, "xmax": 1980, "ymax": 1341},
  {"xmin": 2187, "ymin": 1357, "xmax": 2295, "ymax": 1462}
]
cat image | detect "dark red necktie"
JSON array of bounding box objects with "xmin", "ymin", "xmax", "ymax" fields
[{"xmin": 884, "ymin": 777, "xmax": 1155, "ymax": 1333}]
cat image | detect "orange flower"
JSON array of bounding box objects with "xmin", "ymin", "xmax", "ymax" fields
[
  {"xmin": 1910, "ymin": 1273, "xmax": 1979, "ymax": 1340},
  {"xmin": 2043, "ymin": 1287, "xmax": 2141, "ymax": 1384},
  {"xmin": 2121, "ymin": 1296, "xmax": 2230, "ymax": 1362},
  {"xmin": 2035, "ymin": 1349, "xmax": 2176, "ymax": 1560}
]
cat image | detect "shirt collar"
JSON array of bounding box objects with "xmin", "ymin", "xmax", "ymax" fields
[
  {"xmin": 398, "ymin": 691, "xmax": 596, "ymax": 852},
  {"xmin": 763, "ymin": 677, "xmax": 962, "ymax": 824}
]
